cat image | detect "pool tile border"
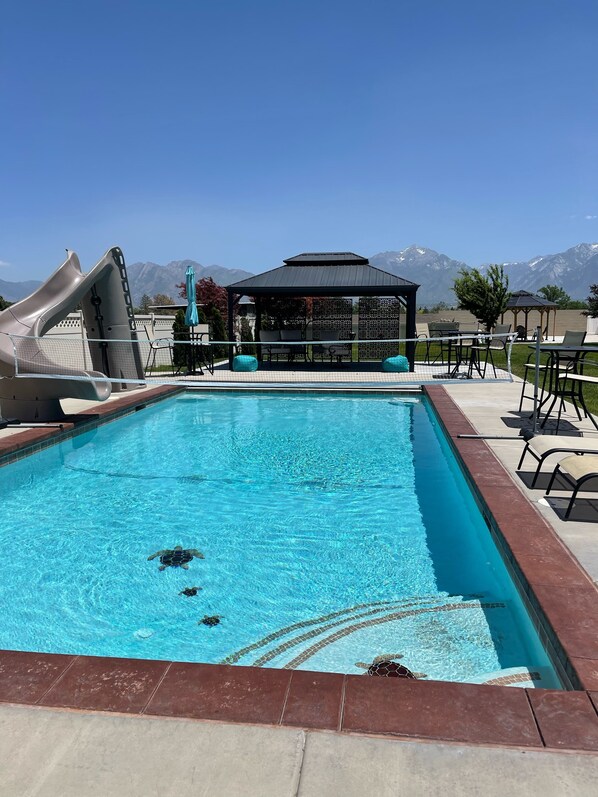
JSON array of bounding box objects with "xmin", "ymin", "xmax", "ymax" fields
[{"xmin": 1, "ymin": 384, "xmax": 598, "ymax": 750}]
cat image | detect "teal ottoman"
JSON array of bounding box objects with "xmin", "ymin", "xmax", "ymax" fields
[
  {"xmin": 382, "ymin": 355, "xmax": 409, "ymax": 373},
  {"xmin": 233, "ymin": 354, "xmax": 258, "ymax": 372}
]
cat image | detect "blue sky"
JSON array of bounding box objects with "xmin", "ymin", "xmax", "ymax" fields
[{"xmin": 1, "ymin": 0, "xmax": 597, "ymax": 281}]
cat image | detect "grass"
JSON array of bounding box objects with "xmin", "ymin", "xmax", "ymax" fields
[
  {"xmin": 499, "ymin": 342, "xmax": 598, "ymax": 418},
  {"xmin": 415, "ymin": 339, "xmax": 598, "ymax": 418}
]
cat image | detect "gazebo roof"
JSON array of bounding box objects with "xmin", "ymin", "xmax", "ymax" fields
[
  {"xmin": 506, "ymin": 291, "xmax": 557, "ymax": 309},
  {"xmin": 226, "ymin": 252, "xmax": 419, "ymax": 297}
]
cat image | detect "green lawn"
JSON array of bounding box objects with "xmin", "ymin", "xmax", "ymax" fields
[
  {"xmin": 416, "ymin": 339, "xmax": 598, "ymax": 418},
  {"xmin": 505, "ymin": 342, "xmax": 598, "ymax": 419}
]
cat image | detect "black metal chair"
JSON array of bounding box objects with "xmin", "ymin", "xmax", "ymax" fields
[{"xmin": 143, "ymin": 325, "xmax": 174, "ymax": 375}]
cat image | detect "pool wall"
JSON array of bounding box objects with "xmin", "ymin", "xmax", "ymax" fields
[{"xmin": 1, "ymin": 384, "xmax": 598, "ymax": 751}]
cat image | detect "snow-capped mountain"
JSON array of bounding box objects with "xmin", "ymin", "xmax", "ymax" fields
[{"xmin": 370, "ymin": 243, "xmax": 598, "ymax": 306}]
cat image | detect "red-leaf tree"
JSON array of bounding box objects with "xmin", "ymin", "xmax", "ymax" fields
[{"xmin": 177, "ymin": 277, "xmax": 238, "ymax": 320}]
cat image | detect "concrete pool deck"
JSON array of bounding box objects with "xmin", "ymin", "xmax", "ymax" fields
[{"xmin": 1, "ymin": 378, "xmax": 598, "ymax": 794}]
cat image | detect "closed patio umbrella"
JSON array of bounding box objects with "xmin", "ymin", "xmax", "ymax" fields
[{"xmin": 185, "ymin": 265, "xmax": 199, "ymax": 327}]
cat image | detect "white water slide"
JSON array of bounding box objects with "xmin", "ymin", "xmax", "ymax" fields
[{"xmin": 0, "ymin": 247, "xmax": 144, "ymax": 421}]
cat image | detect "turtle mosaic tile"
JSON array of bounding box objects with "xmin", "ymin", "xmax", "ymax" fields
[{"xmin": 2, "ymin": 385, "xmax": 598, "ymax": 751}]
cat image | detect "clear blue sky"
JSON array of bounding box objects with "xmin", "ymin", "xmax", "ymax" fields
[{"xmin": 1, "ymin": 0, "xmax": 597, "ymax": 280}]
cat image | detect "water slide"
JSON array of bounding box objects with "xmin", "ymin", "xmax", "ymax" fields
[{"xmin": 0, "ymin": 246, "xmax": 144, "ymax": 421}]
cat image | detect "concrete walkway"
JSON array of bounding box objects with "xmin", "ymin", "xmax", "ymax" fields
[
  {"xmin": 443, "ymin": 378, "xmax": 598, "ymax": 585},
  {"xmin": 2, "ymin": 704, "xmax": 598, "ymax": 797}
]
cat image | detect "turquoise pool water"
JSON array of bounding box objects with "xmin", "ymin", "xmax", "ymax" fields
[{"xmin": 0, "ymin": 393, "xmax": 560, "ymax": 687}]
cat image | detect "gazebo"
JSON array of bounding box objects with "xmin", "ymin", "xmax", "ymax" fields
[
  {"xmin": 226, "ymin": 252, "xmax": 419, "ymax": 369},
  {"xmin": 500, "ymin": 291, "xmax": 558, "ymax": 340}
]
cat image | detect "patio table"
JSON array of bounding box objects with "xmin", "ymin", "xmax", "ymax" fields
[
  {"xmin": 531, "ymin": 344, "xmax": 598, "ymax": 429},
  {"xmin": 434, "ymin": 330, "xmax": 481, "ymax": 379},
  {"xmin": 188, "ymin": 331, "xmax": 214, "ymax": 375}
]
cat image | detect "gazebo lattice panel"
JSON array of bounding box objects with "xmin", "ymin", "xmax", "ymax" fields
[
  {"xmin": 358, "ymin": 297, "xmax": 403, "ymax": 360},
  {"xmin": 311, "ymin": 298, "xmax": 353, "ymax": 339}
]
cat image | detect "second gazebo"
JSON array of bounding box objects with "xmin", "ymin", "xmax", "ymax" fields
[{"xmin": 501, "ymin": 290, "xmax": 557, "ymax": 340}]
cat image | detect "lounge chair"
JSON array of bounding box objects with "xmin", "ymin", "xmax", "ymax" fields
[
  {"xmin": 545, "ymin": 454, "xmax": 598, "ymax": 519},
  {"xmin": 517, "ymin": 435, "xmax": 598, "ymax": 487}
]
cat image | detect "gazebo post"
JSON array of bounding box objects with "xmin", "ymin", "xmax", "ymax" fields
[
  {"xmin": 405, "ymin": 291, "xmax": 417, "ymax": 371},
  {"xmin": 227, "ymin": 291, "xmax": 235, "ymax": 369},
  {"xmin": 255, "ymin": 297, "xmax": 263, "ymax": 362}
]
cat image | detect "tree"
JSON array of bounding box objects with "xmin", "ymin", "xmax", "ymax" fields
[
  {"xmin": 259, "ymin": 296, "xmax": 307, "ymax": 328},
  {"xmin": 207, "ymin": 307, "xmax": 228, "ymax": 359},
  {"xmin": 0, "ymin": 295, "xmax": 10, "ymax": 311},
  {"xmin": 152, "ymin": 293, "xmax": 174, "ymax": 314},
  {"xmin": 452, "ymin": 265, "xmax": 510, "ymax": 331},
  {"xmin": 585, "ymin": 284, "xmax": 598, "ymax": 318},
  {"xmin": 538, "ymin": 285, "xmax": 571, "ymax": 308},
  {"xmin": 565, "ymin": 300, "xmax": 588, "ymax": 310},
  {"xmin": 430, "ymin": 301, "xmax": 454, "ymax": 314},
  {"xmin": 177, "ymin": 276, "xmax": 239, "ymax": 321},
  {"xmin": 138, "ymin": 294, "xmax": 152, "ymax": 313}
]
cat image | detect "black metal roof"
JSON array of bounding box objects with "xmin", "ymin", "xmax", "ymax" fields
[
  {"xmin": 283, "ymin": 252, "xmax": 368, "ymax": 266},
  {"xmin": 227, "ymin": 252, "xmax": 419, "ymax": 297},
  {"xmin": 506, "ymin": 291, "xmax": 557, "ymax": 309}
]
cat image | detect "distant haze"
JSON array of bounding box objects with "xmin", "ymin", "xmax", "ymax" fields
[{"xmin": 2, "ymin": 243, "xmax": 597, "ymax": 308}]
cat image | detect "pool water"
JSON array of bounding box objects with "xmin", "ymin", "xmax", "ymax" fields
[{"xmin": 0, "ymin": 393, "xmax": 561, "ymax": 688}]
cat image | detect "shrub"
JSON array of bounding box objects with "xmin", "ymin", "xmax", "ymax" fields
[
  {"xmin": 172, "ymin": 309, "xmax": 189, "ymax": 370},
  {"xmin": 239, "ymin": 317, "xmax": 256, "ymax": 355}
]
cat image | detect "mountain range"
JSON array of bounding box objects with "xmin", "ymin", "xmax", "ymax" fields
[
  {"xmin": 2, "ymin": 243, "xmax": 597, "ymax": 308},
  {"xmin": 370, "ymin": 243, "xmax": 598, "ymax": 306}
]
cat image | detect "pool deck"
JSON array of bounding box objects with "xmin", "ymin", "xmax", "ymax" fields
[{"xmin": 2, "ymin": 377, "xmax": 598, "ymax": 794}]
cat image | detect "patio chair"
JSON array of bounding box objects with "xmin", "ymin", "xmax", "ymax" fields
[
  {"xmin": 427, "ymin": 322, "xmax": 459, "ymax": 365},
  {"xmin": 259, "ymin": 330, "xmax": 288, "ymax": 362},
  {"xmin": 329, "ymin": 332, "xmax": 355, "ymax": 364},
  {"xmin": 415, "ymin": 323, "xmax": 430, "ymax": 363},
  {"xmin": 143, "ymin": 325, "xmax": 174, "ymax": 376},
  {"xmin": 312, "ymin": 330, "xmax": 338, "ymax": 362},
  {"xmin": 545, "ymin": 453, "xmax": 598, "ymax": 519},
  {"xmin": 468, "ymin": 324, "xmax": 512, "ymax": 379},
  {"xmin": 518, "ymin": 329, "xmax": 587, "ymax": 411},
  {"xmin": 280, "ymin": 329, "xmax": 306, "ymax": 362},
  {"xmin": 517, "ymin": 435, "xmax": 598, "ymax": 488}
]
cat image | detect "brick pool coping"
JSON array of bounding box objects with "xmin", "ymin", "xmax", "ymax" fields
[{"xmin": 1, "ymin": 384, "xmax": 598, "ymax": 751}]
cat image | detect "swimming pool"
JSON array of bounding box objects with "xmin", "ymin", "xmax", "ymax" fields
[{"xmin": 0, "ymin": 392, "xmax": 560, "ymax": 687}]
